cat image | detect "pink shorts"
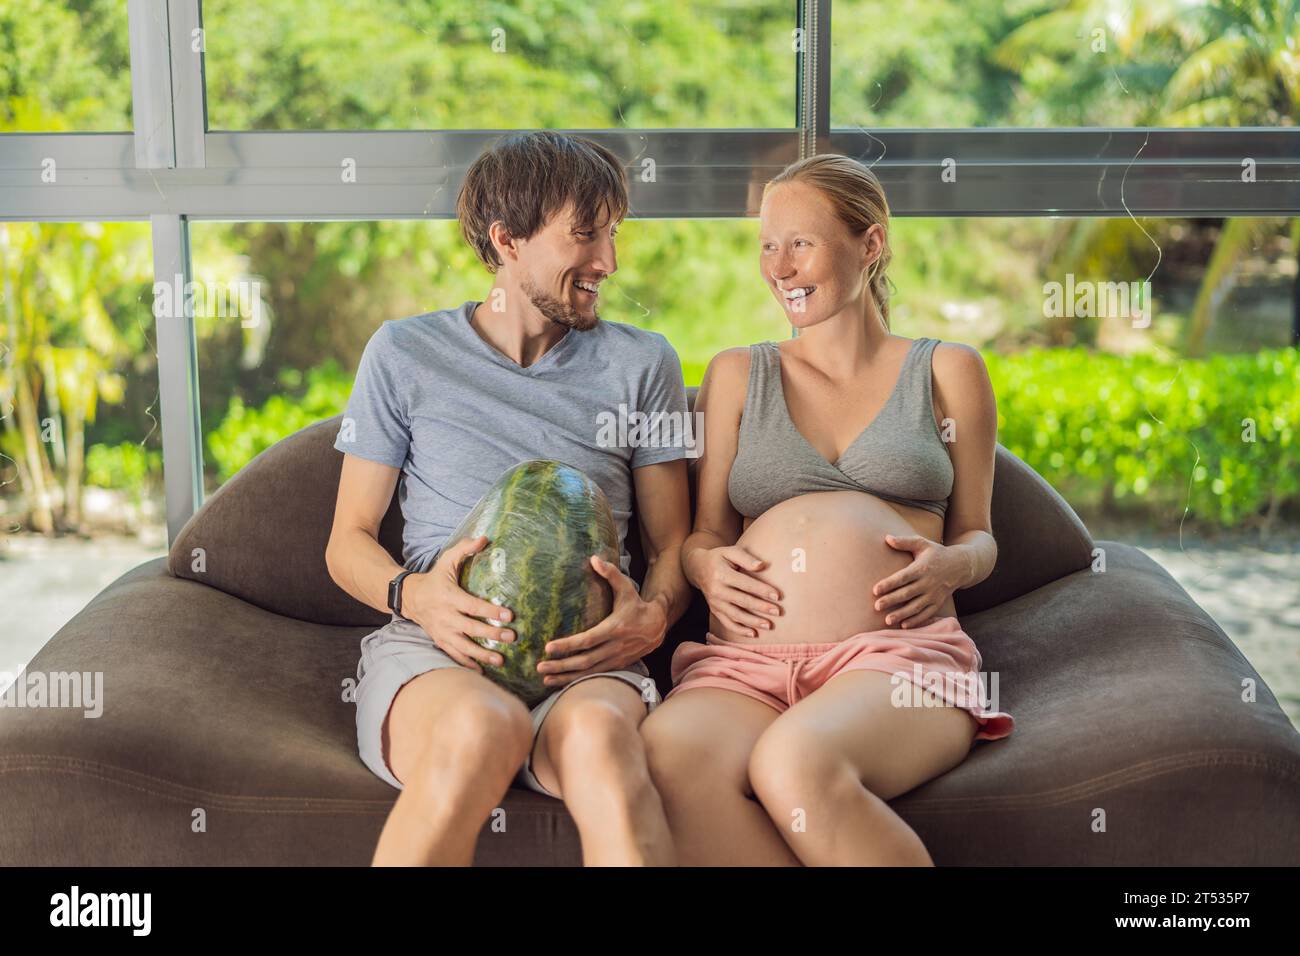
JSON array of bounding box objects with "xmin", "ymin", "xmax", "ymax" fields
[{"xmin": 666, "ymin": 615, "xmax": 1014, "ymax": 741}]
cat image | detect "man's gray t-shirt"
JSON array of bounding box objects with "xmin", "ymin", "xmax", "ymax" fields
[{"xmin": 333, "ymin": 300, "xmax": 689, "ymax": 578}]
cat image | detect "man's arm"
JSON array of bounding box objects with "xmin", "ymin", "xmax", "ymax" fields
[
  {"xmin": 325, "ymin": 453, "xmax": 405, "ymax": 614},
  {"xmin": 628, "ymin": 337, "xmax": 694, "ymax": 632},
  {"xmin": 326, "ymin": 452, "xmax": 515, "ymax": 671},
  {"xmin": 327, "ymin": 321, "xmax": 414, "ymax": 614},
  {"xmin": 629, "ymin": 457, "xmax": 693, "ymax": 632}
]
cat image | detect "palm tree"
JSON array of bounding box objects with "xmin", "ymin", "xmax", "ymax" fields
[
  {"xmin": 1, "ymin": 223, "xmax": 55, "ymax": 534},
  {"xmin": 1165, "ymin": 0, "xmax": 1300, "ymax": 352},
  {"xmin": 994, "ymin": 0, "xmax": 1299, "ymax": 354},
  {"xmin": 0, "ymin": 220, "xmax": 142, "ymax": 535}
]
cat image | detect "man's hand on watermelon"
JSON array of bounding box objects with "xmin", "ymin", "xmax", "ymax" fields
[
  {"xmin": 402, "ymin": 535, "xmax": 518, "ymax": 673},
  {"xmin": 535, "ymin": 555, "xmax": 669, "ymax": 688}
]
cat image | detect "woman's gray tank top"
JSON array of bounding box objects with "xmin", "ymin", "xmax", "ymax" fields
[{"xmin": 728, "ymin": 337, "xmax": 955, "ymax": 520}]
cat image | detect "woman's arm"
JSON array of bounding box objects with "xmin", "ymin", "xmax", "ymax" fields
[
  {"xmin": 681, "ymin": 349, "xmax": 782, "ymax": 638},
  {"xmin": 681, "ymin": 348, "xmax": 748, "ymax": 582},
  {"xmin": 934, "ymin": 342, "xmax": 999, "ymax": 589},
  {"xmin": 873, "ymin": 343, "xmax": 1000, "ymax": 629}
]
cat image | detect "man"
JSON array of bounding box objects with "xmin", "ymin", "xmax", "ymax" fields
[{"xmin": 325, "ymin": 131, "xmax": 693, "ymax": 866}]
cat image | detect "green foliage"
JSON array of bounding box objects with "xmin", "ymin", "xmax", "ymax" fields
[
  {"xmin": 206, "ymin": 361, "xmax": 353, "ymax": 482},
  {"xmin": 832, "ymin": 0, "xmax": 1028, "ymax": 127},
  {"xmin": 206, "ymin": 347, "xmax": 1300, "ymax": 529},
  {"xmin": 985, "ymin": 346, "xmax": 1300, "ymax": 527},
  {"xmin": 202, "ymin": 0, "xmax": 794, "ymax": 130},
  {"xmin": 84, "ymin": 442, "xmax": 162, "ymax": 496},
  {"xmin": 0, "ymin": 0, "xmax": 132, "ymax": 129},
  {"xmin": 681, "ymin": 361, "xmax": 709, "ymax": 387}
]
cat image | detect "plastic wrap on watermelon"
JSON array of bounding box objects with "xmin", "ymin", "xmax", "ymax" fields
[{"xmin": 442, "ymin": 459, "xmax": 620, "ymax": 706}]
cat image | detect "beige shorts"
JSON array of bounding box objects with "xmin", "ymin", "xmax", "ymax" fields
[{"xmin": 354, "ymin": 613, "xmax": 660, "ymax": 799}]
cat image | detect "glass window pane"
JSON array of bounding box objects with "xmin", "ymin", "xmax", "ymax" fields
[
  {"xmin": 0, "ymin": 0, "xmax": 133, "ymax": 131},
  {"xmin": 832, "ymin": 0, "xmax": 1299, "ymax": 128},
  {"xmin": 0, "ymin": 222, "xmax": 164, "ymax": 690},
  {"xmin": 202, "ymin": 1, "xmax": 797, "ymax": 130}
]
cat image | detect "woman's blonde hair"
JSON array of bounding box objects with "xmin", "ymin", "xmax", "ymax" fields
[{"xmin": 764, "ymin": 154, "xmax": 893, "ymax": 331}]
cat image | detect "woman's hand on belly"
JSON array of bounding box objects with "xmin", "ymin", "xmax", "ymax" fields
[
  {"xmin": 872, "ymin": 533, "xmax": 971, "ymax": 630},
  {"xmin": 723, "ymin": 491, "xmax": 957, "ymax": 644},
  {"xmin": 689, "ymin": 544, "xmax": 783, "ymax": 640}
]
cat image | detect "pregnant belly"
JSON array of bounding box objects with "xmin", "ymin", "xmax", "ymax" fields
[{"xmin": 712, "ymin": 491, "xmax": 958, "ymax": 644}]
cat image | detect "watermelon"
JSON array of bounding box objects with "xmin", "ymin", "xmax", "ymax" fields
[{"xmin": 445, "ymin": 459, "xmax": 620, "ymax": 706}]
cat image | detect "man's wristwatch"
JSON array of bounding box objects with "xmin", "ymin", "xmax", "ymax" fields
[{"xmin": 387, "ymin": 569, "xmax": 415, "ymax": 618}]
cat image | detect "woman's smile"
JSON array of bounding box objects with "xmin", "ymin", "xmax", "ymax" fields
[{"xmin": 778, "ymin": 283, "xmax": 817, "ymax": 309}]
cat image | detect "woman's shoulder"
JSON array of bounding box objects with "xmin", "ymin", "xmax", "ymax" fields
[
  {"xmin": 704, "ymin": 345, "xmax": 759, "ymax": 383},
  {"xmin": 697, "ymin": 346, "xmax": 760, "ymax": 418},
  {"xmin": 928, "ymin": 340, "xmax": 994, "ymax": 414},
  {"xmin": 929, "ymin": 339, "xmax": 986, "ymax": 374}
]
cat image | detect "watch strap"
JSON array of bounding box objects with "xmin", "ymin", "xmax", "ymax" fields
[{"xmin": 388, "ymin": 569, "xmax": 415, "ymax": 616}]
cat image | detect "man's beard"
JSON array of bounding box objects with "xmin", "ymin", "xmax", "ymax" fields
[{"xmin": 521, "ymin": 276, "xmax": 599, "ymax": 332}]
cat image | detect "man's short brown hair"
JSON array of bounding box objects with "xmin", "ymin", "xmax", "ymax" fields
[{"xmin": 456, "ymin": 131, "xmax": 630, "ymax": 273}]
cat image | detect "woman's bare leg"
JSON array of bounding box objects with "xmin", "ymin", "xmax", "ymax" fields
[
  {"xmin": 747, "ymin": 669, "xmax": 978, "ymax": 866},
  {"xmin": 372, "ymin": 668, "xmax": 533, "ymax": 866},
  {"xmin": 528, "ymin": 677, "xmax": 674, "ymax": 866},
  {"xmin": 640, "ymin": 687, "xmax": 801, "ymax": 866}
]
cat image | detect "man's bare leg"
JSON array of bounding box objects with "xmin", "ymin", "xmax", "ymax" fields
[
  {"xmin": 372, "ymin": 668, "xmax": 534, "ymax": 866},
  {"xmin": 528, "ymin": 677, "xmax": 675, "ymax": 866}
]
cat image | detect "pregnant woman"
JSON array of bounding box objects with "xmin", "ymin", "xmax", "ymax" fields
[{"xmin": 640, "ymin": 154, "xmax": 1013, "ymax": 866}]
